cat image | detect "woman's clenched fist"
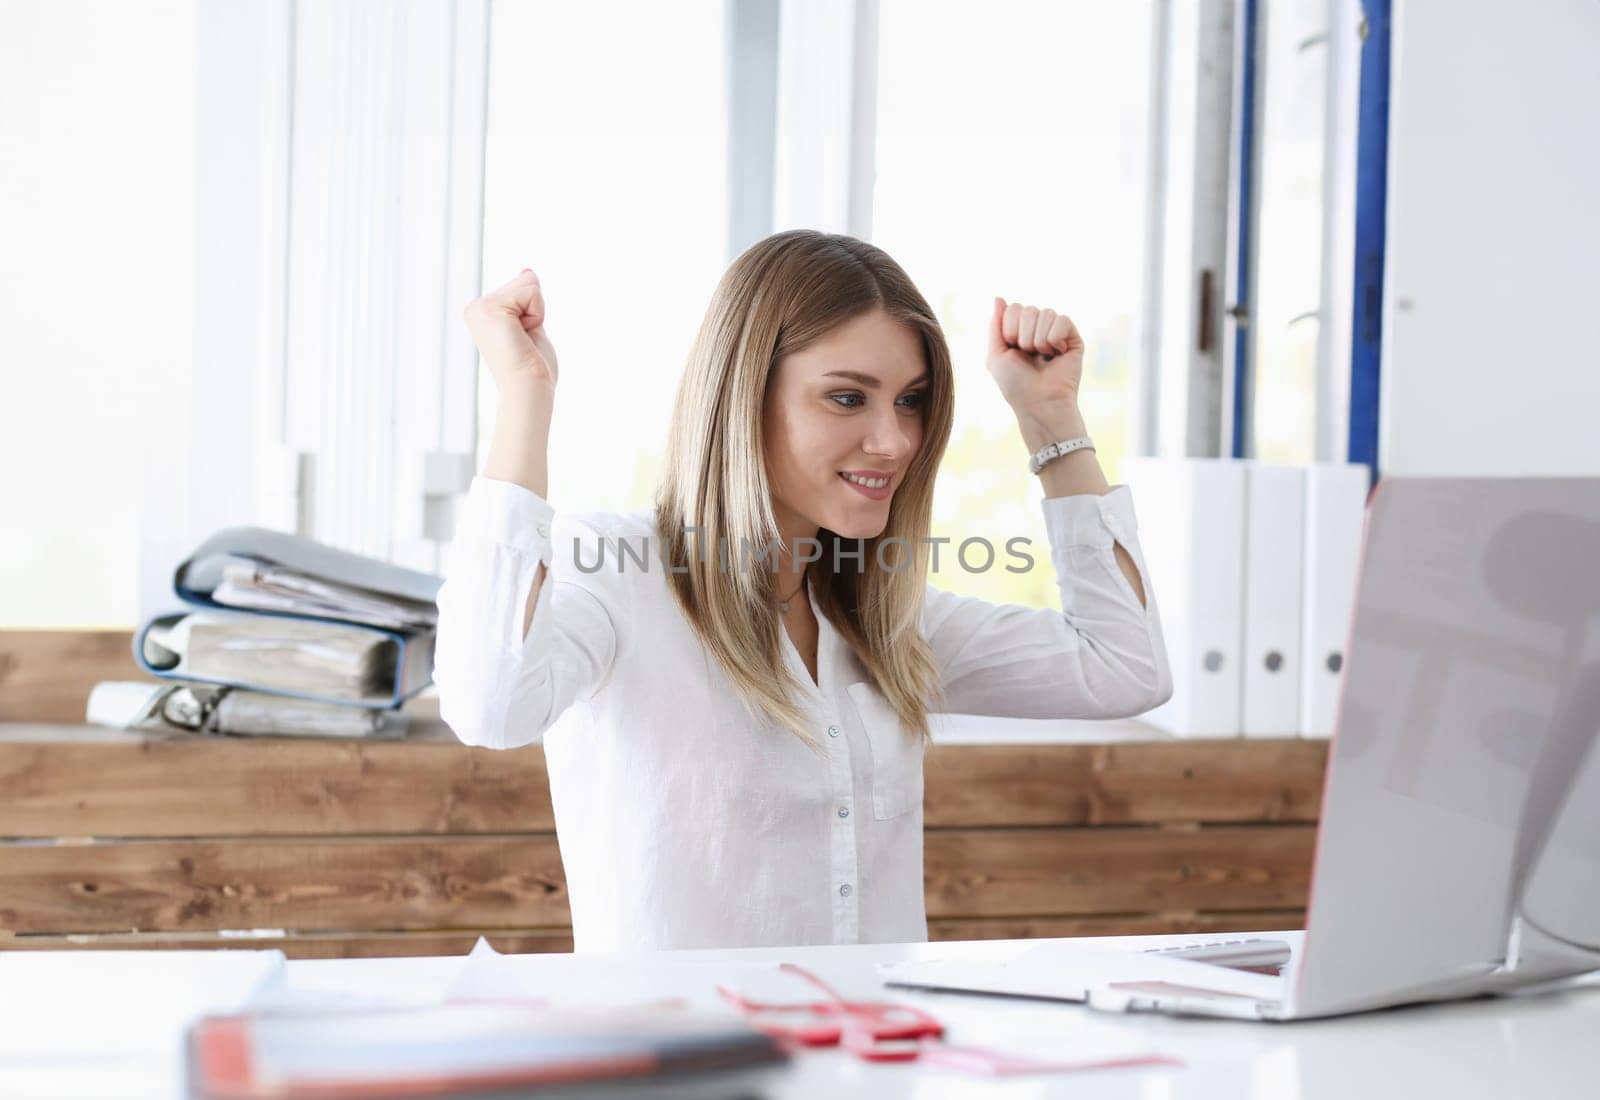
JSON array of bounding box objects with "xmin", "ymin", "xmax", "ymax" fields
[
  {"xmin": 462, "ymin": 268, "xmax": 559, "ymax": 392},
  {"xmin": 985, "ymin": 296, "xmax": 1086, "ymax": 414}
]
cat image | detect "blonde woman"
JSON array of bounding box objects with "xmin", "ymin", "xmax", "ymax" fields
[{"xmin": 434, "ymin": 230, "xmax": 1171, "ymax": 953}]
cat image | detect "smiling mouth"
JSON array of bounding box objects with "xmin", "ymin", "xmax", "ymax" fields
[
  {"xmin": 838, "ymin": 471, "xmax": 893, "ymax": 499},
  {"xmin": 839, "ymin": 471, "xmax": 892, "ymax": 489}
]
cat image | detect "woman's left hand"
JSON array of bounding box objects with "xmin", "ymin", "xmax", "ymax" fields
[{"xmin": 985, "ymin": 297, "xmax": 1085, "ymax": 415}]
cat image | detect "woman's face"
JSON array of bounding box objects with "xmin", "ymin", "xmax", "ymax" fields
[{"xmin": 763, "ymin": 307, "xmax": 929, "ymax": 544}]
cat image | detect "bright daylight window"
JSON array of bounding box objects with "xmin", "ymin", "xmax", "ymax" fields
[
  {"xmin": 477, "ymin": 0, "xmax": 729, "ymax": 515},
  {"xmin": 0, "ymin": 5, "xmax": 192, "ymax": 628},
  {"xmin": 872, "ymin": 0, "xmax": 1156, "ymax": 607},
  {"xmin": 1251, "ymin": 0, "xmax": 1327, "ymax": 464}
]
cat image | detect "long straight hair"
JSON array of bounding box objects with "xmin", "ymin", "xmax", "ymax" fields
[{"xmin": 652, "ymin": 230, "xmax": 956, "ymax": 749}]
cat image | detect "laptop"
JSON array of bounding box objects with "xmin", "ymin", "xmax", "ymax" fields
[{"xmin": 882, "ymin": 477, "xmax": 1600, "ymax": 1020}]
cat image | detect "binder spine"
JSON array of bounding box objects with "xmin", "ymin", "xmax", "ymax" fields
[
  {"xmin": 1123, "ymin": 458, "xmax": 1246, "ymax": 736},
  {"xmin": 1241, "ymin": 464, "xmax": 1307, "ymax": 737},
  {"xmin": 132, "ymin": 599, "xmax": 434, "ymax": 711},
  {"xmin": 1299, "ymin": 464, "xmax": 1370, "ymax": 737}
]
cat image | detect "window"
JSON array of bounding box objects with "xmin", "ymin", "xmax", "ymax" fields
[
  {"xmin": 4, "ymin": 0, "xmax": 1337, "ymax": 632},
  {"xmin": 477, "ymin": 0, "xmax": 730, "ymax": 516},
  {"xmin": 0, "ymin": 3, "xmax": 195, "ymax": 628},
  {"xmin": 871, "ymin": 0, "xmax": 1156, "ymax": 607},
  {"xmin": 1250, "ymin": 0, "xmax": 1330, "ymax": 464}
]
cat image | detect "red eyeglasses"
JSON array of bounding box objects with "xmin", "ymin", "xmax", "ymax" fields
[{"xmin": 717, "ymin": 962, "xmax": 1183, "ymax": 1076}]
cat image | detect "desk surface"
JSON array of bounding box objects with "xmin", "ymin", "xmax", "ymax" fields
[{"xmin": 3, "ymin": 931, "xmax": 1598, "ymax": 1099}]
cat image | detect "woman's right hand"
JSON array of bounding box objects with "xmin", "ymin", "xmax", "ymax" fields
[{"xmin": 463, "ymin": 269, "xmax": 559, "ymax": 392}]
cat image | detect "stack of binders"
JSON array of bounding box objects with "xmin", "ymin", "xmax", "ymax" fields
[
  {"xmin": 105, "ymin": 527, "xmax": 443, "ymax": 738},
  {"xmin": 1122, "ymin": 458, "xmax": 1371, "ymax": 738}
]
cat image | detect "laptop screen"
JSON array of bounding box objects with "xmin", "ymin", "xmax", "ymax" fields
[{"xmin": 1299, "ymin": 477, "xmax": 1600, "ymax": 1016}]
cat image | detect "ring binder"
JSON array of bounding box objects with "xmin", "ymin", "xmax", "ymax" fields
[{"xmin": 133, "ymin": 526, "xmax": 442, "ymax": 711}]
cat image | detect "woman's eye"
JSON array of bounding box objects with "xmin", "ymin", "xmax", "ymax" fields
[{"xmin": 828, "ymin": 392, "xmax": 925, "ymax": 411}]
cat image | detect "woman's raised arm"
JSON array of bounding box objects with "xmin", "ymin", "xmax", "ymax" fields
[
  {"xmin": 465, "ymin": 268, "xmax": 558, "ymax": 634},
  {"xmin": 433, "ymin": 271, "xmax": 622, "ymax": 750}
]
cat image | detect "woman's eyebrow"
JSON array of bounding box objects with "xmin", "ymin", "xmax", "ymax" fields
[{"xmin": 823, "ymin": 369, "xmax": 931, "ymax": 390}]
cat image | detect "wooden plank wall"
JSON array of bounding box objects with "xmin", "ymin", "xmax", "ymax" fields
[
  {"xmin": 0, "ymin": 631, "xmax": 1327, "ymax": 958},
  {"xmin": 0, "ymin": 630, "xmax": 144, "ymax": 724},
  {"xmin": 0, "ymin": 728, "xmax": 1325, "ymax": 958}
]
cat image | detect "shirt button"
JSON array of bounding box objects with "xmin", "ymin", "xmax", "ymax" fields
[
  {"xmin": 536, "ymin": 522, "xmax": 550, "ymax": 538},
  {"xmin": 827, "ymin": 726, "xmax": 840, "ymax": 738},
  {"xmin": 839, "ymin": 884, "xmax": 852, "ymax": 897},
  {"xmin": 837, "ymin": 806, "xmax": 850, "ymax": 819}
]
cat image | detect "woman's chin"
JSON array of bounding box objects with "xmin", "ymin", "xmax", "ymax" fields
[{"xmin": 830, "ymin": 512, "xmax": 891, "ymax": 541}]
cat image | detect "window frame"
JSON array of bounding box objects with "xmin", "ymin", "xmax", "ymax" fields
[{"xmin": 180, "ymin": 0, "xmax": 492, "ymax": 622}]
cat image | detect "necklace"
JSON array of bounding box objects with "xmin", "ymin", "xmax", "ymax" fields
[{"xmin": 776, "ymin": 574, "xmax": 807, "ymax": 613}]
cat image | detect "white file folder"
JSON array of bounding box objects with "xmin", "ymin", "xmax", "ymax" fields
[
  {"xmin": 1299, "ymin": 463, "xmax": 1372, "ymax": 737},
  {"xmin": 1122, "ymin": 458, "xmax": 1245, "ymax": 736},
  {"xmin": 1241, "ymin": 464, "xmax": 1306, "ymax": 737}
]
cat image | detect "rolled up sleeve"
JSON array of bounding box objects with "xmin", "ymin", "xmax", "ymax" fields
[
  {"xmin": 433, "ymin": 477, "xmax": 622, "ymax": 750},
  {"xmin": 921, "ymin": 484, "xmax": 1173, "ymax": 720}
]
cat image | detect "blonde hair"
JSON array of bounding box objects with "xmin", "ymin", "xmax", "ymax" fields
[{"xmin": 652, "ymin": 230, "xmax": 956, "ymax": 749}]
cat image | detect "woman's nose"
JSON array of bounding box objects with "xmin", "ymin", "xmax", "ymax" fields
[{"xmin": 864, "ymin": 411, "xmax": 917, "ymax": 459}]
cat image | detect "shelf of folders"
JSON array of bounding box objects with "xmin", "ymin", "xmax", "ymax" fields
[
  {"xmin": 1121, "ymin": 458, "xmax": 1374, "ymax": 739},
  {"xmin": 95, "ymin": 527, "xmax": 442, "ymax": 740}
]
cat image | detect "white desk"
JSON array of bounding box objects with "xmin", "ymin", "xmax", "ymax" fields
[{"xmin": 4, "ymin": 932, "xmax": 1598, "ymax": 1098}]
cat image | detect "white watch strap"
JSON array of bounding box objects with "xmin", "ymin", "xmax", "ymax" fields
[{"xmin": 1029, "ymin": 435, "xmax": 1095, "ymax": 475}]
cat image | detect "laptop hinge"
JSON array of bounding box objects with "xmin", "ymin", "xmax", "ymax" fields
[{"xmin": 1496, "ymin": 914, "xmax": 1600, "ymax": 987}]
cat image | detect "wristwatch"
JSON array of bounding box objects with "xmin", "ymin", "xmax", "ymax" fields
[{"xmin": 1029, "ymin": 435, "xmax": 1096, "ymax": 475}]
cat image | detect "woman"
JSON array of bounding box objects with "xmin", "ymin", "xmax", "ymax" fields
[{"xmin": 433, "ymin": 230, "xmax": 1171, "ymax": 953}]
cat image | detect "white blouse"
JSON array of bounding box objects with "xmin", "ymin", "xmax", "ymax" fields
[{"xmin": 433, "ymin": 476, "xmax": 1172, "ymax": 953}]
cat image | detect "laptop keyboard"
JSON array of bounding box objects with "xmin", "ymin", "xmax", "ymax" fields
[{"xmin": 1139, "ymin": 937, "xmax": 1293, "ymax": 970}]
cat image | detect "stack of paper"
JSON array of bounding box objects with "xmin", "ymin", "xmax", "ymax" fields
[
  {"xmin": 144, "ymin": 612, "xmax": 400, "ymax": 703},
  {"xmin": 93, "ymin": 526, "xmax": 443, "ymax": 739},
  {"xmin": 87, "ymin": 681, "xmax": 408, "ymax": 739},
  {"xmin": 212, "ymin": 556, "xmax": 436, "ymax": 631}
]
